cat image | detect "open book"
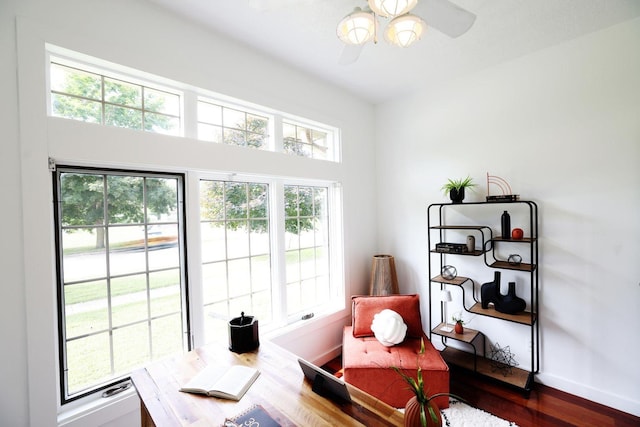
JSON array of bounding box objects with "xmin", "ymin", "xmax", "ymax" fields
[{"xmin": 180, "ymin": 365, "xmax": 260, "ymax": 401}]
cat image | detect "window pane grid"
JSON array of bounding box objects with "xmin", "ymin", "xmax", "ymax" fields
[
  {"xmin": 283, "ymin": 121, "xmax": 330, "ymax": 160},
  {"xmin": 197, "ymin": 100, "xmax": 269, "ymax": 149},
  {"xmin": 51, "ymin": 62, "xmax": 181, "ymax": 135},
  {"xmin": 200, "ymin": 180, "xmax": 271, "ymax": 345},
  {"xmin": 56, "ymin": 168, "xmax": 186, "ymax": 402},
  {"xmin": 284, "ymin": 185, "xmax": 330, "ymax": 316}
]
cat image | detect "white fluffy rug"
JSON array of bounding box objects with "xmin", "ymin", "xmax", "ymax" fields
[
  {"xmin": 400, "ymin": 399, "xmax": 518, "ymax": 427},
  {"xmin": 440, "ymin": 399, "xmax": 519, "ymax": 427}
]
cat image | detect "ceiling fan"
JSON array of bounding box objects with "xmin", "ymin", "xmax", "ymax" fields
[{"xmin": 337, "ymin": 0, "xmax": 476, "ymax": 64}]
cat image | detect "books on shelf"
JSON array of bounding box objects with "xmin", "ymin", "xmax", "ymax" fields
[
  {"xmin": 180, "ymin": 364, "xmax": 260, "ymax": 401},
  {"xmin": 486, "ymin": 194, "xmax": 520, "ymax": 202},
  {"xmin": 224, "ymin": 404, "xmax": 281, "ymax": 427}
]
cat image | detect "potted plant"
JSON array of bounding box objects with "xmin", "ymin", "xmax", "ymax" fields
[
  {"xmin": 393, "ymin": 340, "xmax": 464, "ymax": 426},
  {"xmin": 441, "ymin": 176, "xmax": 476, "ymax": 204}
]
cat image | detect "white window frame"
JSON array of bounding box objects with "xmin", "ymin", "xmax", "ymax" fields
[
  {"xmin": 48, "ymin": 54, "xmax": 185, "ymax": 136},
  {"xmin": 194, "ymin": 172, "xmax": 344, "ymax": 341}
]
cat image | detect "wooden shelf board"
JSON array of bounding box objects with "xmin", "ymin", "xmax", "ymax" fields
[
  {"xmin": 441, "ymin": 347, "xmax": 532, "ymax": 390},
  {"xmin": 430, "ymin": 275, "xmax": 471, "ymax": 286},
  {"xmin": 430, "ymin": 225, "xmax": 490, "ymax": 230},
  {"xmin": 432, "ymin": 249, "xmax": 485, "ymax": 256},
  {"xmin": 489, "ymin": 260, "xmax": 536, "ymax": 272},
  {"xmin": 492, "ymin": 237, "xmax": 536, "ymax": 243},
  {"xmin": 431, "ymin": 323, "xmax": 481, "ymax": 344},
  {"xmin": 469, "ymin": 303, "xmax": 536, "ymax": 325}
]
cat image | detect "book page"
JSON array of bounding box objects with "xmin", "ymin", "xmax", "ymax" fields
[
  {"xmin": 180, "ymin": 365, "xmax": 259, "ymax": 400},
  {"xmin": 212, "ymin": 365, "xmax": 258, "ymax": 397}
]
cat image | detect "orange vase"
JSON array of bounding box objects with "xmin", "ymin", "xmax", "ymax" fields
[
  {"xmin": 404, "ymin": 396, "xmax": 441, "ymax": 427},
  {"xmin": 454, "ymin": 322, "xmax": 464, "ymax": 334}
]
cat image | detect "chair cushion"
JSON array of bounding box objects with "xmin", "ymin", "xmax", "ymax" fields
[
  {"xmin": 342, "ymin": 326, "xmax": 449, "ymax": 408},
  {"xmin": 352, "ymin": 294, "xmax": 423, "ymax": 338}
]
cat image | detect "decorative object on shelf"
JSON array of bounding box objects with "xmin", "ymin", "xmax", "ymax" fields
[
  {"xmin": 393, "ymin": 339, "xmax": 464, "ymax": 427},
  {"xmin": 500, "ymin": 210, "xmax": 511, "ymax": 239},
  {"xmin": 370, "ymin": 254, "xmax": 399, "ymax": 295},
  {"xmin": 441, "ymin": 265, "xmax": 457, "ymax": 280},
  {"xmin": 441, "ymin": 176, "xmax": 476, "ymax": 204},
  {"xmin": 229, "ymin": 312, "xmax": 260, "ymax": 353},
  {"xmin": 435, "ymin": 242, "xmax": 469, "ymax": 254},
  {"xmin": 466, "ymin": 235, "xmax": 475, "ymax": 252},
  {"xmin": 486, "ymin": 173, "xmax": 519, "ymax": 202},
  {"xmin": 452, "ymin": 312, "xmax": 465, "ymax": 334},
  {"xmin": 440, "ymin": 290, "xmax": 453, "ymax": 332},
  {"xmin": 501, "ymin": 282, "xmax": 526, "ymax": 313},
  {"xmin": 480, "ymin": 272, "xmax": 526, "ymax": 314},
  {"xmin": 511, "ymin": 228, "xmax": 524, "ymax": 240},
  {"xmin": 488, "ymin": 342, "xmax": 518, "ymax": 377},
  {"xmin": 508, "ymin": 254, "xmax": 522, "ymax": 265}
]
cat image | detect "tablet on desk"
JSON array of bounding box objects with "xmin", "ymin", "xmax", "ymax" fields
[{"xmin": 297, "ymin": 358, "xmax": 351, "ymax": 403}]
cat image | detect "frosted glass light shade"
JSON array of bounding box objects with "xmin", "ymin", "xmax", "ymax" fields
[
  {"xmin": 368, "ymin": 0, "xmax": 418, "ymax": 18},
  {"xmin": 384, "ymin": 13, "xmax": 425, "ymax": 47},
  {"xmin": 337, "ymin": 7, "xmax": 376, "ymax": 45}
]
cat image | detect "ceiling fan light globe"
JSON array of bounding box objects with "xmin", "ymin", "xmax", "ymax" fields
[
  {"xmin": 337, "ymin": 8, "xmax": 375, "ymax": 45},
  {"xmin": 368, "ymin": 0, "xmax": 418, "ymax": 18},
  {"xmin": 384, "ymin": 13, "xmax": 425, "ymax": 47}
]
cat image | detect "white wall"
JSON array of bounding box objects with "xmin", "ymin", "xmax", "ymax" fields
[
  {"xmin": 2, "ymin": 0, "xmax": 376, "ymax": 425},
  {"xmin": 375, "ymin": 17, "xmax": 640, "ymax": 416}
]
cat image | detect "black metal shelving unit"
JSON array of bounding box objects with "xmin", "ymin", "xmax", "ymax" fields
[{"xmin": 427, "ymin": 200, "xmax": 539, "ymax": 394}]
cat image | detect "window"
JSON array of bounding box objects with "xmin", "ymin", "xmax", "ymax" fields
[
  {"xmin": 47, "ymin": 54, "xmax": 340, "ymax": 162},
  {"xmin": 199, "ymin": 179, "xmax": 338, "ymax": 339},
  {"xmin": 284, "ymin": 185, "xmax": 330, "ymax": 317},
  {"xmin": 197, "ymin": 99, "xmax": 269, "ymax": 148},
  {"xmin": 46, "ymin": 49, "xmax": 345, "ymax": 407},
  {"xmin": 54, "ymin": 167, "xmax": 187, "ymax": 402},
  {"xmin": 50, "ymin": 61, "xmax": 181, "ymax": 135},
  {"xmin": 199, "ymin": 180, "xmax": 272, "ymax": 343},
  {"xmin": 283, "ymin": 121, "xmax": 332, "ymax": 160}
]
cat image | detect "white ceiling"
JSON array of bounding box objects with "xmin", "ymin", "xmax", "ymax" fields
[{"xmin": 147, "ymin": 0, "xmax": 640, "ymax": 104}]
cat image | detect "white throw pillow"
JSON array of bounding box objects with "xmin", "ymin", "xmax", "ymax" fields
[{"xmin": 370, "ymin": 309, "xmax": 407, "ymax": 347}]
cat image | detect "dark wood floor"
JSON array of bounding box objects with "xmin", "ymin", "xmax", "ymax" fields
[{"xmin": 322, "ymin": 357, "xmax": 639, "ymax": 427}]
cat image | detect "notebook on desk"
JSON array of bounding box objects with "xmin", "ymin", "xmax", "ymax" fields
[{"xmin": 297, "ymin": 358, "xmax": 351, "ymax": 403}]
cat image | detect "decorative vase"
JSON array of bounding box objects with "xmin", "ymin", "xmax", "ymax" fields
[
  {"xmin": 501, "ymin": 210, "xmax": 511, "ymax": 239},
  {"xmin": 404, "ymin": 396, "xmax": 441, "ymax": 427},
  {"xmin": 454, "ymin": 322, "xmax": 464, "ymax": 334},
  {"xmin": 481, "ymin": 273, "xmax": 527, "ymax": 314},
  {"xmin": 449, "ymin": 188, "xmax": 465, "ymax": 204}
]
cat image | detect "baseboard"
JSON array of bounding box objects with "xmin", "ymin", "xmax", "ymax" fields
[
  {"xmin": 536, "ymin": 372, "xmax": 640, "ymax": 417},
  {"xmin": 310, "ymin": 345, "xmax": 342, "ymax": 368}
]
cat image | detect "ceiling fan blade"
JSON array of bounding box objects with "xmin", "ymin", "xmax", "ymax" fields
[
  {"xmin": 338, "ymin": 44, "xmax": 365, "ymax": 65},
  {"xmin": 422, "ymin": 0, "xmax": 476, "ymax": 38},
  {"xmin": 247, "ymin": 0, "xmax": 314, "ymax": 12}
]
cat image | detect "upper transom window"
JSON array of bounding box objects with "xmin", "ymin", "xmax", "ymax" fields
[
  {"xmin": 50, "ymin": 61, "xmax": 182, "ymax": 136},
  {"xmin": 197, "ymin": 100, "xmax": 269, "ymax": 149}
]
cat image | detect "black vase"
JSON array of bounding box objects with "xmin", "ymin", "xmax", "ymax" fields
[
  {"xmin": 450, "ymin": 188, "xmax": 465, "ymax": 203},
  {"xmin": 480, "ymin": 273, "xmax": 526, "ymax": 314},
  {"xmin": 481, "ymin": 271, "xmax": 501, "ymax": 309},
  {"xmin": 498, "ymin": 282, "xmax": 527, "ymax": 314}
]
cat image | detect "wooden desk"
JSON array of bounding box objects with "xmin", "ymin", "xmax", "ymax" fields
[{"xmin": 131, "ymin": 340, "xmax": 403, "ymax": 426}]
